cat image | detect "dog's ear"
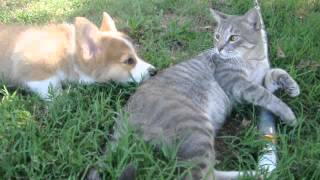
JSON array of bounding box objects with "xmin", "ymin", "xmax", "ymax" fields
[
  {"xmin": 100, "ymin": 12, "xmax": 117, "ymax": 32},
  {"xmin": 75, "ymin": 17, "xmax": 100, "ymax": 61}
]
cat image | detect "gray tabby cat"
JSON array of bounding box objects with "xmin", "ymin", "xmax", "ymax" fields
[
  {"xmin": 116, "ymin": 8, "xmax": 300, "ymax": 180},
  {"xmin": 210, "ymin": 8, "xmax": 299, "ymax": 97}
]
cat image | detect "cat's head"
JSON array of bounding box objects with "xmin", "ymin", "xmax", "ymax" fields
[
  {"xmin": 74, "ymin": 12, "xmax": 156, "ymax": 84},
  {"xmin": 210, "ymin": 8, "xmax": 262, "ymax": 59}
]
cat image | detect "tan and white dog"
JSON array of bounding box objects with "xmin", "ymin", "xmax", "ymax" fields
[{"xmin": 0, "ymin": 12, "xmax": 156, "ymax": 99}]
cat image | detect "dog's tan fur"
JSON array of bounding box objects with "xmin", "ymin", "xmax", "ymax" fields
[{"xmin": 0, "ymin": 12, "xmax": 154, "ymax": 99}]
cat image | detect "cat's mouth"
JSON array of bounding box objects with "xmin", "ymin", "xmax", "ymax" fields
[
  {"xmin": 210, "ymin": 48, "xmax": 244, "ymax": 64},
  {"xmin": 213, "ymin": 47, "xmax": 229, "ymax": 57},
  {"xmin": 213, "ymin": 49, "xmax": 237, "ymax": 60}
]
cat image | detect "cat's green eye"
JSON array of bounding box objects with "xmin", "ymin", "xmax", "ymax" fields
[{"xmin": 229, "ymin": 35, "xmax": 239, "ymax": 42}]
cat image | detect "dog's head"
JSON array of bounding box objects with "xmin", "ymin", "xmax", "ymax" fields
[{"xmin": 74, "ymin": 12, "xmax": 156, "ymax": 84}]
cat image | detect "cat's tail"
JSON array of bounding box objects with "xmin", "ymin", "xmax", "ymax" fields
[
  {"xmin": 118, "ymin": 167, "xmax": 258, "ymax": 180},
  {"xmin": 214, "ymin": 169, "xmax": 257, "ymax": 180},
  {"xmin": 214, "ymin": 139, "xmax": 277, "ymax": 180}
]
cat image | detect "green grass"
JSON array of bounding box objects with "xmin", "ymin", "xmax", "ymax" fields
[{"xmin": 0, "ymin": 0, "xmax": 319, "ymax": 179}]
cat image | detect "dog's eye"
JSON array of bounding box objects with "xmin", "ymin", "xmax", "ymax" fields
[
  {"xmin": 229, "ymin": 35, "xmax": 239, "ymax": 42},
  {"xmin": 124, "ymin": 57, "xmax": 135, "ymax": 65}
]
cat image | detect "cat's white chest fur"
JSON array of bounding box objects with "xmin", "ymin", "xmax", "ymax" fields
[{"xmin": 248, "ymin": 59, "xmax": 270, "ymax": 85}]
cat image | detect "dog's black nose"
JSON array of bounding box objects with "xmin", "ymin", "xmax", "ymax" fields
[{"xmin": 148, "ymin": 68, "xmax": 157, "ymax": 76}]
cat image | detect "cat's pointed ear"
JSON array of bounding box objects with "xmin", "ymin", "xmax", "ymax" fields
[
  {"xmin": 75, "ymin": 17, "xmax": 100, "ymax": 61},
  {"xmin": 100, "ymin": 12, "xmax": 117, "ymax": 32},
  {"xmin": 210, "ymin": 8, "xmax": 228, "ymax": 24},
  {"xmin": 244, "ymin": 8, "xmax": 261, "ymax": 31}
]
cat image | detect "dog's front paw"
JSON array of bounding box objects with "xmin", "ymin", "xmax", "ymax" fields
[{"xmin": 278, "ymin": 75, "xmax": 300, "ymax": 97}]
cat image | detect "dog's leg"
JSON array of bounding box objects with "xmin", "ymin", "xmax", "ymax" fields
[{"xmin": 26, "ymin": 76, "xmax": 61, "ymax": 100}]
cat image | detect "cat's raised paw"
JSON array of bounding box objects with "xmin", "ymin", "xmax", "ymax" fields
[{"xmin": 278, "ymin": 75, "xmax": 300, "ymax": 97}]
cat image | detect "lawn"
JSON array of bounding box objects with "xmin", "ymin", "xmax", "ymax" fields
[{"xmin": 0, "ymin": 0, "xmax": 319, "ymax": 179}]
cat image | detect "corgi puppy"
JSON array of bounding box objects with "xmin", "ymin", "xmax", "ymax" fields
[{"xmin": 0, "ymin": 12, "xmax": 156, "ymax": 99}]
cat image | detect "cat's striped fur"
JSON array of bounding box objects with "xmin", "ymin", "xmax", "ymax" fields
[
  {"xmin": 211, "ymin": 8, "xmax": 299, "ymax": 98},
  {"xmin": 121, "ymin": 50, "xmax": 296, "ymax": 179}
]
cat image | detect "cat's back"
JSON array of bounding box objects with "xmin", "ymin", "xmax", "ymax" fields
[
  {"xmin": 125, "ymin": 51, "xmax": 231, "ymax": 139},
  {"xmin": 127, "ymin": 51, "xmax": 215, "ymax": 114},
  {"xmin": 137, "ymin": 51, "xmax": 215, "ymax": 98}
]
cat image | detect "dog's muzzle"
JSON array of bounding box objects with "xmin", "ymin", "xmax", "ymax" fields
[{"xmin": 147, "ymin": 67, "xmax": 157, "ymax": 76}]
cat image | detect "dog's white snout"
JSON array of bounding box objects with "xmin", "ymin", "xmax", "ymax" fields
[
  {"xmin": 147, "ymin": 67, "xmax": 157, "ymax": 76},
  {"xmin": 130, "ymin": 58, "xmax": 155, "ymax": 83}
]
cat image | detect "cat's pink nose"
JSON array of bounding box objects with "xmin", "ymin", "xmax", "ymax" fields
[{"xmin": 217, "ymin": 45, "xmax": 224, "ymax": 53}]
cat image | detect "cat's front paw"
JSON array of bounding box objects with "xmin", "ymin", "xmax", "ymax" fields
[{"xmin": 278, "ymin": 75, "xmax": 300, "ymax": 97}]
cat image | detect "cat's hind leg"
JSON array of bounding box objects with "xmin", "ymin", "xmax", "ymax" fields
[{"xmin": 177, "ymin": 122, "xmax": 215, "ymax": 180}]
